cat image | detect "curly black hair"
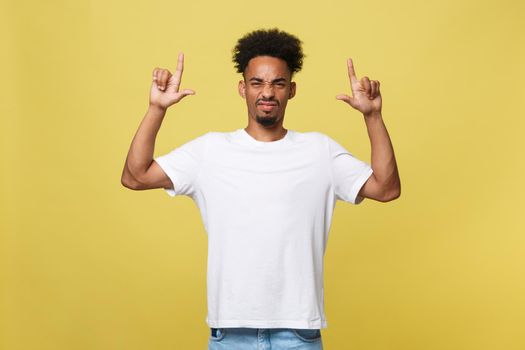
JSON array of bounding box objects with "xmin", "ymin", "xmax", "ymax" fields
[{"xmin": 232, "ymin": 28, "xmax": 304, "ymax": 76}]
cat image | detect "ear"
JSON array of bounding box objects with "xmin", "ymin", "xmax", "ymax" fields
[
  {"xmin": 288, "ymin": 81, "xmax": 296, "ymax": 99},
  {"xmin": 238, "ymin": 80, "xmax": 246, "ymax": 98}
]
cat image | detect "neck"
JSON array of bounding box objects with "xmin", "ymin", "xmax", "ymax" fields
[{"xmin": 244, "ymin": 119, "xmax": 287, "ymax": 142}]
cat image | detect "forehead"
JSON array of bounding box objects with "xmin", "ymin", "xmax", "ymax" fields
[{"xmin": 244, "ymin": 56, "xmax": 291, "ymax": 80}]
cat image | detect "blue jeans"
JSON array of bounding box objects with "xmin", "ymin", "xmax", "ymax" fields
[{"xmin": 208, "ymin": 327, "xmax": 323, "ymax": 350}]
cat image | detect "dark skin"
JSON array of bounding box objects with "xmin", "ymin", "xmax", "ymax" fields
[
  {"xmin": 121, "ymin": 53, "xmax": 400, "ymax": 202},
  {"xmin": 238, "ymin": 55, "xmax": 296, "ymax": 142},
  {"xmin": 336, "ymin": 58, "xmax": 400, "ymax": 202}
]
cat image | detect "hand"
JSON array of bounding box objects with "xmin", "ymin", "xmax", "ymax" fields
[
  {"xmin": 336, "ymin": 58, "xmax": 382, "ymax": 116},
  {"xmin": 149, "ymin": 52, "xmax": 195, "ymax": 110}
]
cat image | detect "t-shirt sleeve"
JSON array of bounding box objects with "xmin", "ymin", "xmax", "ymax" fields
[
  {"xmin": 326, "ymin": 135, "xmax": 373, "ymax": 204},
  {"xmin": 154, "ymin": 132, "xmax": 209, "ymax": 197}
]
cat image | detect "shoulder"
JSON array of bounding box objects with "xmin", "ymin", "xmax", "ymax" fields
[
  {"xmin": 185, "ymin": 130, "xmax": 226, "ymax": 144},
  {"xmin": 296, "ymin": 131, "xmax": 353, "ymax": 156},
  {"xmin": 201, "ymin": 130, "xmax": 235, "ymax": 144},
  {"xmin": 290, "ymin": 130, "xmax": 329, "ymax": 144}
]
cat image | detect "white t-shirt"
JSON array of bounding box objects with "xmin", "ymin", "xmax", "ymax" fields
[{"xmin": 154, "ymin": 128, "xmax": 373, "ymax": 329}]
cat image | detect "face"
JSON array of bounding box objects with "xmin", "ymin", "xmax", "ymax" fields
[{"xmin": 238, "ymin": 56, "xmax": 296, "ymax": 128}]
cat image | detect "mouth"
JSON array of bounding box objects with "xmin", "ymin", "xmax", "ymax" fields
[
  {"xmin": 258, "ymin": 104, "xmax": 276, "ymax": 112},
  {"xmin": 257, "ymin": 101, "xmax": 278, "ymax": 112}
]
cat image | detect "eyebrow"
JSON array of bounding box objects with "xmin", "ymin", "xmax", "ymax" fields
[{"xmin": 248, "ymin": 77, "xmax": 287, "ymax": 83}]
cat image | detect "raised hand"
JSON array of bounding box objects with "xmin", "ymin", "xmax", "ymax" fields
[
  {"xmin": 149, "ymin": 52, "xmax": 195, "ymax": 110},
  {"xmin": 336, "ymin": 58, "xmax": 382, "ymax": 116}
]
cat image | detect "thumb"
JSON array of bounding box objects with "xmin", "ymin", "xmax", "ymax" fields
[
  {"xmin": 180, "ymin": 89, "xmax": 196, "ymax": 96},
  {"xmin": 336, "ymin": 94, "xmax": 356, "ymax": 108},
  {"xmin": 177, "ymin": 89, "xmax": 196, "ymax": 100}
]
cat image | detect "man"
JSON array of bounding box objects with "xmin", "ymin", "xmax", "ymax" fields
[{"xmin": 121, "ymin": 28, "xmax": 400, "ymax": 350}]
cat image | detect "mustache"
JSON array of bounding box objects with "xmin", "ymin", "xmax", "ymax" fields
[{"xmin": 256, "ymin": 98, "xmax": 280, "ymax": 106}]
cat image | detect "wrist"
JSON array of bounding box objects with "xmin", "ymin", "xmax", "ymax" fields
[
  {"xmin": 363, "ymin": 110, "xmax": 382, "ymax": 119},
  {"xmin": 363, "ymin": 111, "xmax": 385, "ymax": 131},
  {"xmin": 148, "ymin": 103, "xmax": 167, "ymax": 115}
]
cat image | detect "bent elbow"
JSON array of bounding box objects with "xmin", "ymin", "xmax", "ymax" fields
[
  {"xmin": 387, "ymin": 190, "xmax": 401, "ymax": 201},
  {"xmin": 121, "ymin": 177, "xmax": 134, "ymax": 190},
  {"xmin": 121, "ymin": 175, "xmax": 142, "ymax": 191},
  {"xmin": 382, "ymin": 186, "xmax": 401, "ymax": 202}
]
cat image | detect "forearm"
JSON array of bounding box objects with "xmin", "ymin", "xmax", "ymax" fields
[
  {"xmin": 364, "ymin": 111, "xmax": 400, "ymax": 195},
  {"xmin": 124, "ymin": 104, "xmax": 167, "ymax": 179}
]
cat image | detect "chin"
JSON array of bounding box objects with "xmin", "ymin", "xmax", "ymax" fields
[{"xmin": 255, "ymin": 115, "xmax": 279, "ymax": 127}]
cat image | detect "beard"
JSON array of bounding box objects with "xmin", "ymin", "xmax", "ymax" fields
[{"xmin": 255, "ymin": 114, "xmax": 279, "ymax": 127}]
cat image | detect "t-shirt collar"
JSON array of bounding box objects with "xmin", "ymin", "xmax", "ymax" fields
[{"xmin": 235, "ymin": 128, "xmax": 292, "ymax": 147}]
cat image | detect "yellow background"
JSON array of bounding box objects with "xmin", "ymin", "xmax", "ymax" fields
[{"xmin": 2, "ymin": 0, "xmax": 524, "ymax": 349}]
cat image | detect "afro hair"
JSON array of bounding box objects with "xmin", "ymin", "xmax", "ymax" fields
[{"xmin": 232, "ymin": 28, "xmax": 304, "ymax": 76}]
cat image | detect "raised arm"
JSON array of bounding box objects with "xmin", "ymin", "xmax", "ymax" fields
[
  {"xmin": 121, "ymin": 52, "xmax": 195, "ymax": 191},
  {"xmin": 336, "ymin": 58, "xmax": 400, "ymax": 202}
]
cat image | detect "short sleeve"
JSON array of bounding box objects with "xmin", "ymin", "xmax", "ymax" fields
[
  {"xmin": 154, "ymin": 132, "xmax": 209, "ymax": 197},
  {"xmin": 326, "ymin": 135, "xmax": 373, "ymax": 204}
]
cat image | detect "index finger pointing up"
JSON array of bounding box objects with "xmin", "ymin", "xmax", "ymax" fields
[
  {"xmin": 176, "ymin": 52, "xmax": 184, "ymax": 72},
  {"xmin": 347, "ymin": 58, "xmax": 358, "ymax": 84},
  {"xmin": 173, "ymin": 52, "xmax": 185, "ymax": 91}
]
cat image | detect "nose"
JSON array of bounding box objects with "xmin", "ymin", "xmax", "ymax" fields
[{"xmin": 261, "ymin": 83, "xmax": 275, "ymax": 99}]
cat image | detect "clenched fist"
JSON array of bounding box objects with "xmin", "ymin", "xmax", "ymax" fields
[{"xmin": 149, "ymin": 52, "xmax": 195, "ymax": 110}]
